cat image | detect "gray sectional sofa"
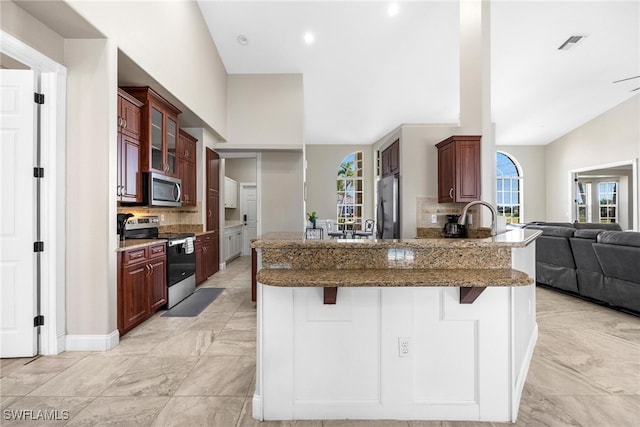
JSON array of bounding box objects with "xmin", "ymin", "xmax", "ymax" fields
[{"xmin": 525, "ymin": 222, "xmax": 639, "ymax": 314}]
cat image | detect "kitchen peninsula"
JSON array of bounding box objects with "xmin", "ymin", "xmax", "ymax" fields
[{"xmin": 251, "ymin": 229, "xmax": 541, "ymax": 423}]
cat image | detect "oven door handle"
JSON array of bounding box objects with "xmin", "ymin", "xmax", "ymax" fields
[{"xmin": 168, "ymin": 238, "xmax": 187, "ymax": 247}]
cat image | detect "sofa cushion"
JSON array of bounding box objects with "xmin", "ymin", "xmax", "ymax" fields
[
  {"xmin": 573, "ymin": 229, "xmax": 603, "ymax": 239},
  {"xmin": 597, "ymin": 230, "xmax": 640, "ymax": 248},
  {"xmin": 574, "ymin": 222, "xmax": 622, "ymax": 231},
  {"xmin": 570, "ymin": 232, "xmax": 605, "ymax": 300}
]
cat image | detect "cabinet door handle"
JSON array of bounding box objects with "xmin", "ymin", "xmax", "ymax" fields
[
  {"xmin": 118, "ymin": 117, "xmax": 122, "ymax": 127},
  {"xmin": 145, "ymin": 264, "xmax": 151, "ymax": 277},
  {"xmin": 449, "ymin": 188, "xmax": 454, "ymax": 200},
  {"xmin": 123, "ymin": 119, "xmax": 127, "ymax": 129},
  {"xmin": 208, "ymin": 210, "xmax": 212, "ymax": 218}
]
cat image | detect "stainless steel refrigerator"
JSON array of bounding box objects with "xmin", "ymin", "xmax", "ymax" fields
[{"xmin": 377, "ymin": 174, "xmax": 399, "ymax": 239}]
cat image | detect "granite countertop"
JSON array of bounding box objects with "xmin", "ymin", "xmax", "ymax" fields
[
  {"xmin": 257, "ymin": 268, "xmax": 533, "ymax": 288},
  {"xmin": 252, "ymin": 231, "xmax": 305, "ymax": 242},
  {"xmin": 117, "ymin": 238, "xmax": 167, "ymax": 252},
  {"xmin": 252, "ymin": 229, "xmax": 541, "ymax": 249}
]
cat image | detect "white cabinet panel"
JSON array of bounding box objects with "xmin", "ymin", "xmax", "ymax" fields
[
  {"xmin": 224, "ymin": 176, "xmax": 238, "ymax": 208},
  {"xmin": 224, "ymin": 225, "xmax": 243, "ymax": 262}
]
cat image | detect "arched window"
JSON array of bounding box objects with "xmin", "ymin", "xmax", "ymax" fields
[
  {"xmin": 337, "ymin": 152, "xmax": 364, "ymax": 230},
  {"xmin": 496, "ymin": 152, "xmax": 523, "ymax": 224}
]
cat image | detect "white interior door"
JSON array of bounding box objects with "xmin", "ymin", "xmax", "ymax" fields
[
  {"xmin": 1, "ymin": 70, "xmax": 37, "ymax": 357},
  {"xmin": 241, "ymin": 184, "xmax": 257, "ymax": 256}
]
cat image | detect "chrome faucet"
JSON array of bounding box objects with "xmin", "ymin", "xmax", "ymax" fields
[{"xmin": 458, "ymin": 200, "xmax": 498, "ymax": 236}]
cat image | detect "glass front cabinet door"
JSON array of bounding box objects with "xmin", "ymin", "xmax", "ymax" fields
[{"xmin": 121, "ymin": 86, "xmax": 181, "ymax": 177}]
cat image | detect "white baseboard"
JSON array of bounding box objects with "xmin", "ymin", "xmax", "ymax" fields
[
  {"xmin": 512, "ymin": 323, "xmax": 538, "ymax": 421},
  {"xmin": 56, "ymin": 333, "xmax": 66, "ymax": 353},
  {"xmin": 65, "ymin": 329, "xmax": 120, "ymax": 352},
  {"xmin": 252, "ymin": 394, "xmax": 263, "ymax": 421}
]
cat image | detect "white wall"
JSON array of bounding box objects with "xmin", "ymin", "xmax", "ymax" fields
[
  {"xmin": 227, "ymin": 74, "xmax": 304, "ymax": 149},
  {"xmin": 496, "ymin": 145, "xmax": 547, "ymax": 222},
  {"xmin": 261, "ymin": 152, "xmax": 304, "ymax": 233},
  {"xmin": 305, "ymin": 145, "xmax": 375, "ymax": 223},
  {"xmin": 68, "ymin": 0, "xmax": 228, "ymax": 139},
  {"xmin": 545, "ymin": 95, "xmax": 640, "ymax": 224},
  {"xmin": 0, "ymin": 1, "xmax": 65, "ymax": 64},
  {"xmin": 64, "ymin": 38, "xmax": 117, "ymax": 336}
]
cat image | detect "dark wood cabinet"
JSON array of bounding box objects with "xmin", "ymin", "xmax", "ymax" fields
[
  {"xmin": 177, "ymin": 129, "xmax": 197, "ymax": 207},
  {"xmin": 381, "ymin": 139, "xmax": 399, "ymax": 178},
  {"xmin": 117, "ymin": 242, "xmax": 166, "ymax": 335},
  {"xmin": 204, "ymin": 148, "xmax": 220, "ymax": 277},
  {"xmin": 117, "ymin": 90, "xmax": 143, "ymax": 203},
  {"xmin": 436, "ymin": 135, "xmax": 481, "ymax": 203},
  {"xmin": 251, "ymin": 246, "xmax": 257, "ymax": 302},
  {"xmin": 121, "ymin": 86, "xmax": 182, "ymax": 177},
  {"xmin": 195, "ymin": 232, "xmax": 218, "ymax": 285}
]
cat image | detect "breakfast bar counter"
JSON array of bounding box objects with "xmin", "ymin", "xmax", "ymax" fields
[{"xmin": 251, "ymin": 229, "xmax": 541, "ymax": 423}]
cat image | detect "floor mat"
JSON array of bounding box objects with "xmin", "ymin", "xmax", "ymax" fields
[{"xmin": 161, "ymin": 288, "xmax": 225, "ymax": 317}]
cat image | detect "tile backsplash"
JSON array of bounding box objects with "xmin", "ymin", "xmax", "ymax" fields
[
  {"xmin": 416, "ymin": 197, "xmax": 480, "ymax": 229},
  {"xmin": 117, "ymin": 203, "xmax": 203, "ymax": 231}
]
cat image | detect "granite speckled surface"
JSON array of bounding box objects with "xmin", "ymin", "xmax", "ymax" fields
[
  {"xmin": 160, "ymin": 224, "xmax": 204, "ymax": 234},
  {"xmin": 261, "ymin": 246, "xmax": 512, "ymax": 270},
  {"xmin": 257, "ymin": 268, "xmax": 533, "ymax": 288},
  {"xmin": 253, "ymin": 228, "xmax": 541, "ymax": 249},
  {"xmin": 117, "ymin": 239, "xmax": 167, "ymax": 252},
  {"xmin": 253, "ymin": 229, "xmax": 540, "ymax": 288}
]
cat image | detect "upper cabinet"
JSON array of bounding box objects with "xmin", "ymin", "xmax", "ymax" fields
[
  {"xmin": 224, "ymin": 177, "xmax": 238, "ymax": 208},
  {"xmin": 177, "ymin": 129, "xmax": 197, "ymax": 207},
  {"xmin": 381, "ymin": 139, "xmax": 399, "ymax": 178},
  {"xmin": 121, "ymin": 86, "xmax": 182, "ymax": 177},
  {"xmin": 117, "ymin": 89, "xmax": 144, "ymax": 203},
  {"xmin": 436, "ymin": 135, "xmax": 481, "ymax": 203}
]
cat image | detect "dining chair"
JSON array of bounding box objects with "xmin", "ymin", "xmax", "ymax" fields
[
  {"xmin": 326, "ymin": 220, "xmax": 345, "ymax": 239},
  {"xmin": 354, "ymin": 219, "xmax": 375, "ymax": 239}
]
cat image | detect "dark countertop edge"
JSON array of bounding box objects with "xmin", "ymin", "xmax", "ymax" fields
[{"xmin": 256, "ymin": 268, "xmax": 534, "ymax": 288}]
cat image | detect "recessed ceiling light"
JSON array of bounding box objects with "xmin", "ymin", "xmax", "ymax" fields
[
  {"xmin": 237, "ymin": 35, "xmax": 249, "ymax": 45},
  {"xmin": 304, "ymin": 32, "xmax": 314, "ymax": 45},
  {"xmin": 387, "ymin": 3, "xmax": 399, "ymax": 17}
]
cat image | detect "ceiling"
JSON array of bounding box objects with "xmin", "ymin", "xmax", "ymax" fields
[{"xmin": 198, "ymin": 1, "xmax": 639, "ymax": 146}]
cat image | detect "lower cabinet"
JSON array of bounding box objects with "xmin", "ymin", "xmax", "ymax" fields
[
  {"xmin": 224, "ymin": 226, "xmax": 243, "ymax": 262},
  {"xmin": 195, "ymin": 232, "xmax": 218, "ymax": 285},
  {"xmin": 117, "ymin": 243, "xmax": 166, "ymax": 335}
]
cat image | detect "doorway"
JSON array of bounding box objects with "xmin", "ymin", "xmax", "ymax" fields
[
  {"xmin": 571, "ymin": 160, "xmax": 638, "ymax": 230},
  {"xmin": 0, "ymin": 30, "xmax": 67, "ymax": 356},
  {"xmin": 221, "ymin": 154, "xmax": 261, "ymax": 264},
  {"xmin": 240, "ymin": 184, "xmax": 258, "ymax": 255}
]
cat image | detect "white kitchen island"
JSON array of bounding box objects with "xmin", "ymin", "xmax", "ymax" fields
[{"xmin": 251, "ymin": 229, "xmax": 540, "ymax": 423}]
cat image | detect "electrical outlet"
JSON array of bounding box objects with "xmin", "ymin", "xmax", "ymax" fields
[
  {"xmin": 160, "ymin": 214, "xmax": 165, "ymax": 222},
  {"xmin": 431, "ymin": 214, "xmax": 437, "ymax": 224},
  {"xmin": 398, "ymin": 337, "xmax": 410, "ymax": 357}
]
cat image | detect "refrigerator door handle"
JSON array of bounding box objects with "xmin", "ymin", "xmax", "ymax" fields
[{"xmin": 377, "ymin": 198, "xmax": 384, "ymax": 238}]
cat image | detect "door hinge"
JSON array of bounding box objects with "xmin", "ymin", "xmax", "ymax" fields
[
  {"xmin": 33, "ymin": 241, "xmax": 44, "ymax": 252},
  {"xmin": 34, "ymin": 315, "xmax": 45, "ymax": 327},
  {"xmin": 34, "ymin": 93, "xmax": 45, "ymax": 105},
  {"xmin": 34, "ymin": 167, "xmax": 45, "ymax": 178}
]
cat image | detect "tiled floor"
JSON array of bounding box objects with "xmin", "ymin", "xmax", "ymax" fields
[{"xmin": 1, "ymin": 256, "xmax": 639, "ymax": 426}]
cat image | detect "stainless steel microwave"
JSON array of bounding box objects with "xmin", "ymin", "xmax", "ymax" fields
[{"xmin": 144, "ymin": 172, "xmax": 182, "ymax": 207}]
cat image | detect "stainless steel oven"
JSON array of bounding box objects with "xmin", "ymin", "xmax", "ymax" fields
[{"xmin": 161, "ymin": 233, "xmax": 196, "ymax": 308}]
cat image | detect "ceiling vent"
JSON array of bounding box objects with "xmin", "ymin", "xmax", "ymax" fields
[{"xmin": 558, "ymin": 35, "xmax": 586, "ymax": 51}]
